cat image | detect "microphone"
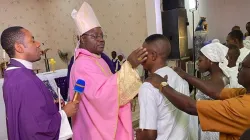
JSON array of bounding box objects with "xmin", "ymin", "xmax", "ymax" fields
[{"xmin": 73, "ymin": 79, "xmax": 85, "ymax": 102}]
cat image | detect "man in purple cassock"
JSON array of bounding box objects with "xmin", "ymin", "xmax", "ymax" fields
[{"xmin": 0, "ymin": 26, "xmax": 79, "ymax": 140}]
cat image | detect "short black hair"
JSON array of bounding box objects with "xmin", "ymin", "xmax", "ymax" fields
[
  {"xmin": 144, "ymin": 34, "xmax": 170, "ymax": 44},
  {"xmin": 0, "ymin": 26, "xmax": 25, "ymax": 58},
  {"xmin": 247, "ymin": 22, "xmax": 250, "ymax": 25},
  {"xmin": 144, "ymin": 34, "xmax": 171, "ymax": 60},
  {"xmin": 232, "ymin": 25, "xmax": 241, "ymax": 31},
  {"xmin": 227, "ymin": 44, "xmax": 240, "ymax": 57},
  {"xmin": 228, "ymin": 30, "xmax": 244, "ymax": 43}
]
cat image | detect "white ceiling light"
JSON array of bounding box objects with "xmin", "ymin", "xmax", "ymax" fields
[{"xmin": 189, "ymin": 0, "xmax": 197, "ymax": 11}]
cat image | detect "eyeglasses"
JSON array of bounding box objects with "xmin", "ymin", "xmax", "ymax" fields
[
  {"xmin": 82, "ymin": 34, "xmax": 107, "ymax": 40},
  {"xmin": 238, "ymin": 62, "xmax": 250, "ymax": 71}
]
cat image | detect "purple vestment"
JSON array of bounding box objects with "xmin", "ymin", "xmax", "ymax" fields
[{"xmin": 3, "ymin": 59, "xmax": 61, "ymax": 140}]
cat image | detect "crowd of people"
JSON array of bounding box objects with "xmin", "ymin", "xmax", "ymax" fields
[{"xmin": 1, "ymin": 1, "xmax": 250, "ymax": 140}]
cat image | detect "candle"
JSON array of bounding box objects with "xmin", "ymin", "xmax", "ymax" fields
[
  {"xmin": 3, "ymin": 50, "xmax": 5, "ymax": 59},
  {"xmin": 57, "ymin": 87, "xmax": 61, "ymax": 110},
  {"xmin": 49, "ymin": 58, "xmax": 56, "ymax": 72}
]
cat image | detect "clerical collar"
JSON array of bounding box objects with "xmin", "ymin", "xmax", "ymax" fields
[{"xmin": 11, "ymin": 58, "xmax": 33, "ymax": 70}]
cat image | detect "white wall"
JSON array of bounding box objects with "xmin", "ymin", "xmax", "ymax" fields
[
  {"xmin": 185, "ymin": 0, "xmax": 250, "ymax": 48},
  {"xmin": 0, "ymin": 0, "xmax": 147, "ymax": 139},
  {"xmin": 0, "ymin": 0, "xmax": 147, "ymax": 71},
  {"xmin": 0, "ymin": 0, "xmax": 49, "ymax": 71},
  {"xmin": 145, "ymin": 0, "xmax": 162, "ymax": 35}
]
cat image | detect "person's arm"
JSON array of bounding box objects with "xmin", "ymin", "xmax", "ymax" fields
[
  {"xmin": 220, "ymin": 88, "xmax": 246, "ymax": 99},
  {"xmin": 145, "ymin": 74, "xmax": 245, "ymax": 115},
  {"xmin": 137, "ymin": 84, "xmax": 158, "ymax": 140},
  {"xmin": 161, "ymin": 85, "xmax": 198, "ymax": 115},
  {"xmin": 175, "ymin": 68, "xmax": 246, "ymax": 100},
  {"xmin": 145, "ymin": 73, "xmax": 250, "ymax": 136},
  {"xmin": 116, "ymin": 61, "xmax": 142, "ymax": 106},
  {"xmin": 116, "ymin": 47, "xmax": 148, "ymax": 105},
  {"xmin": 197, "ymin": 99, "xmax": 250, "ymax": 136},
  {"xmin": 184, "ymin": 74, "xmax": 222, "ymax": 99},
  {"xmin": 145, "ymin": 73, "xmax": 198, "ymax": 115},
  {"xmin": 158, "ymin": 88, "xmax": 250, "ymax": 136},
  {"xmin": 174, "ymin": 67, "xmax": 224, "ymax": 99},
  {"xmin": 136, "ymin": 129, "xmax": 157, "ymax": 140}
]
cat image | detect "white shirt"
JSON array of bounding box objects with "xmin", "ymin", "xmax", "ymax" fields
[
  {"xmin": 6, "ymin": 58, "xmax": 33, "ymax": 70},
  {"xmin": 227, "ymin": 66, "xmax": 243, "ymax": 88},
  {"xmin": 236, "ymin": 46, "xmax": 250, "ymax": 65},
  {"xmin": 7, "ymin": 58, "xmax": 72, "ymax": 140},
  {"xmin": 139, "ymin": 66, "xmax": 197, "ymax": 140}
]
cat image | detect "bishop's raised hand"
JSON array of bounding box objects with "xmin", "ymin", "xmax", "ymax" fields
[{"xmin": 127, "ymin": 47, "xmax": 148, "ymax": 68}]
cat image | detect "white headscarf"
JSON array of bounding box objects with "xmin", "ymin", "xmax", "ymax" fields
[
  {"xmin": 117, "ymin": 52, "xmax": 126, "ymax": 59},
  {"xmin": 200, "ymin": 42, "xmax": 229, "ymax": 77}
]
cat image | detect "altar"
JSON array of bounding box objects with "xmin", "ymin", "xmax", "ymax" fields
[{"xmin": 0, "ymin": 69, "xmax": 68, "ymax": 140}]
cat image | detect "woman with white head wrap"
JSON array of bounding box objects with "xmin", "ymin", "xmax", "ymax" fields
[
  {"xmin": 117, "ymin": 52, "xmax": 126, "ymax": 62},
  {"xmin": 116, "ymin": 52, "xmax": 126, "ymax": 71},
  {"xmin": 200, "ymin": 42, "xmax": 230, "ymax": 78},
  {"xmin": 174, "ymin": 42, "xmax": 230, "ymax": 140}
]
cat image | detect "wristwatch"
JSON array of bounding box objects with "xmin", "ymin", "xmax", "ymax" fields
[{"xmin": 159, "ymin": 82, "xmax": 168, "ymax": 92}]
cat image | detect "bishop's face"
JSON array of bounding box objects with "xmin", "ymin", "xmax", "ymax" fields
[{"xmin": 80, "ymin": 27, "xmax": 106, "ymax": 55}]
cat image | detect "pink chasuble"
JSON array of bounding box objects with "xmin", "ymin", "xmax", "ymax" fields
[{"xmin": 69, "ymin": 49, "xmax": 141, "ymax": 140}]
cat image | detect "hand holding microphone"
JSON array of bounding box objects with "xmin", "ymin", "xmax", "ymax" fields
[{"xmin": 63, "ymin": 79, "xmax": 85, "ymax": 117}]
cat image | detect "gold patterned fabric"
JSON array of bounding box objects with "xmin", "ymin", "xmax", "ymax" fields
[{"xmin": 117, "ymin": 61, "xmax": 142, "ymax": 106}]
